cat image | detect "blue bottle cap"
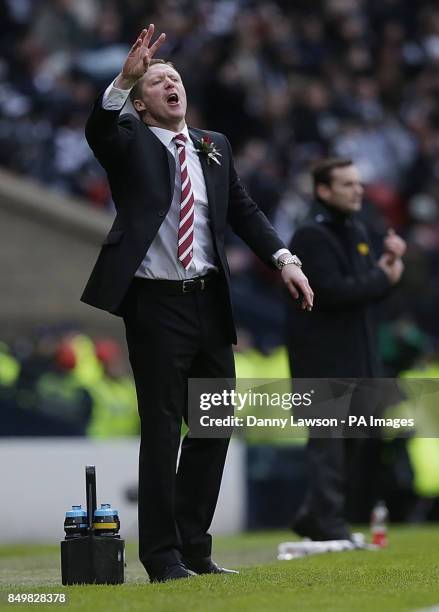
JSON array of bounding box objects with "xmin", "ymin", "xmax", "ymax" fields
[
  {"xmin": 94, "ymin": 503, "xmax": 118, "ymax": 517},
  {"xmin": 65, "ymin": 505, "xmax": 87, "ymax": 518}
]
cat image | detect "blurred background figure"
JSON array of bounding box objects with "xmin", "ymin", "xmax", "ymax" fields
[{"xmin": 285, "ymin": 158, "xmax": 405, "ymax": 541}]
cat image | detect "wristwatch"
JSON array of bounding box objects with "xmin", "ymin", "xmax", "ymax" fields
[{"xmin": 276, "ymin": 254, "xmax": 302, "ymax": 270}]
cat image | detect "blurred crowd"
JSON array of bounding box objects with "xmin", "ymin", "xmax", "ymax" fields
[
  {"xmin": 2, "ymin": 326, "xmax": 439, "ymax": 525},
  {"xmin": 0, "ymin": 322, "xmax": 293, "ymax": 437},
  {"xmin": 0, "ymin": 326, "xmax": 139, "ymax": 436},
  {"xmin": 1, "ymin": 0, "xmax": 439, "ymax": 353}
]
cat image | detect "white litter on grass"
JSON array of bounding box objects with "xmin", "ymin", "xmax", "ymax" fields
[{"xmin": 277, "ymin": 533, "xmax": 379, "ymax": 560}]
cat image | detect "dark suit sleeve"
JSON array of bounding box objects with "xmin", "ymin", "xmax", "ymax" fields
[
  {"xmin": 291, "ymin": 226, "xmax": 391, "ymax": 309},
  {"xmin": 85, "ymin": 92, "xmax": 136, "ymax": 167},
  {"xmin": 224, "ymin": 136, "xmax": 285, "ymax": 266}
]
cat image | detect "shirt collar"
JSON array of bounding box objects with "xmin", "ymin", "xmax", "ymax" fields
[
  {"xmin": 148, "ymin": 124, "xmax": 190, "ymax": 149},
  {"xmin": 312, "ymin": 199, "xmax": 354, "ymax": 226}
]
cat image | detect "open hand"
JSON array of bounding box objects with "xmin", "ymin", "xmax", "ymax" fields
[
  {"xmin": 281, "ymin": 265, "xmax": 314, "ymax": 311},
  {"xmin": 115, "ymin": 24, "xmax": 166, "ymax": 89}
]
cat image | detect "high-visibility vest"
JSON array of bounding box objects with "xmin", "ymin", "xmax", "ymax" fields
[
  {"xmin": 400, "ymin": 363, "xmax": 439, "ymax": 496},
  {"xmin": 87, "ymin": 376, "xmax": 139, "ymax": 438},
  {"xmin": 0, "ymin": 342, "xmax": 20, "ymax": 387}
]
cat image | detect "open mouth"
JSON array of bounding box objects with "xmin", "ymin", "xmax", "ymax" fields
[{"xmin": 166, "ymin": 93, "xmax": 180, "ymax": 106}]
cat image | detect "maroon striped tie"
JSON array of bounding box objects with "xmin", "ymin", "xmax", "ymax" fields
[{"xmin": 174, "ymin": 133, "xmax": 194, "ymax": 270}]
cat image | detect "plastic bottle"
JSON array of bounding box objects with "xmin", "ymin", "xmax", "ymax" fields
[
  {"xmin": 370, "ymin": 500, "xmax": 388, "ymax": 547},
  {"xmin": 93, "ymin": 503, "xmax": 120, "ymax": 536},
  {"xmin": 64, "ymin": 505, "xmax": 88, "ymax": 539}
]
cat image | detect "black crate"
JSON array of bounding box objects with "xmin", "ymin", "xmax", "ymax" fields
[{"xmin": 61, "ymin": 535, "xmax": 124, "ymax": 585}]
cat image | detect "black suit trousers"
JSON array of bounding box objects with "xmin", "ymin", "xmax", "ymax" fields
[
  {"xmin": 294, "ymin": 384, "xmax": 383, "ymax": 538},
  {"xmin": 123, "ymin": 277, "xmax": 235, "ymax": 575}
]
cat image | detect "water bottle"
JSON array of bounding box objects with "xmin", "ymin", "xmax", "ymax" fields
[
  {"xmin": 64, "ymin": 505, "xmax": 88, "ymax": 539},
  {"xmin": 93, "ymin": 503, "xmax": 120, "ymax": 536},
  {"xmin": 370, "ymin": 500, "xmax": 388, "ymax": 547}
]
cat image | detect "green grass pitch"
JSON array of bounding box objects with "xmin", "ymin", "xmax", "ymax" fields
[{"xmin": 1, "ymin": 527, "xmax": 439, "ymax": 611}]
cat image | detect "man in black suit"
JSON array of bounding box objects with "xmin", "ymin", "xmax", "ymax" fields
[
  {"xmin": 286, "ymin": 158, "xmax": 405, "ymax": 541},
  {"xmin": 82, "ymin": 25, "xmax": 313, "ymax": 582}
]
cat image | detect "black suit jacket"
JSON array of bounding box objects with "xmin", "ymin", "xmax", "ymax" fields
[
  {"xmin": 81, "ymin": 94, "xmax": 285, "ymax": 343},
  {"xmin": 286, "ymin": 202, "xmax": 392, "ymax": 378}
]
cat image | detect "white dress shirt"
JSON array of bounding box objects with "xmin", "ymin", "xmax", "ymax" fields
[{"xmin": 102, "ymin": 80, "xmax": 289, "ymax": 279}]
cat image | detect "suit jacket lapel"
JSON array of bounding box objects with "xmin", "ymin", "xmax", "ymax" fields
[
  {"xmin": 189, "ymin": 128, "xmax": 217, "ymax": 230},
  {"xmin": 141, "ymin": 122, "xmax": 176, "ymax": 198},
  {"xmin": 165, "ymin": 148, "xmax": 176, "ymax": 196}
]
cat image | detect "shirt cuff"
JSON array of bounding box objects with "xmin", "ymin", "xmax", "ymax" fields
[
  {"xmin": 102, "ymin": 78, "xmax": 133, "ymax": 111},
  {"xmin": 272, "ymin": 248, "xmax": 291, "ymax": 264}
]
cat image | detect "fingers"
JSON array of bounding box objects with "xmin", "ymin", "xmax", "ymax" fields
[
  {"xmin": 385, "ymin": 235, "xmax": 406, "ymax": 259},
  {"xmin": 302, "ymin": 297, "xmax": 310, "ymax": 310},
  {"xmin": 130, "ymin": 39, "xmax": 141, "ymax": 53},
  {"xmin": 301, "ymin": 284, "xmax": 314, "ymax": 310},
  {"xmin": 143, "ymin": 24, "xmax": 155, "ymax": 48},
  {"xmin": 139, "ymin": 28, "xmax": 148, "ymax": 41},
  {"xmin": 386, "ymin": 254, "xmax": 396, "ymax": 265},
  {"xmin": 287, "ymin": 279, "xmax": 314, "ymax": 311},
  {"xmin": 297, "ymin": 276, "xmax": 314, "ymax": 310},
  {"xmin": 137, "ymin": 23, "xmax": 166, "ymax": 68},
  {"xmin": 141, "ymin": 24, "xmax": 166, "ymax": 56},
  {"xmin": 282, "ymin": 267, "xmax": 314, "ymax": 310},
  {"xmin": 129, "ymin": 31, "xmax": 146, "ymax": 53},
  {"xmin": 379, "ymin": 253, "xmax": 392, "ymax": 267},
  {"xmin": 149, "ymin": 32, "xmax": 167, "ymax": 57},
  {"xmin": 384, "ymin": 239, "xmax": 397, "ymax": 254},
  {"xmin": 286, "ymin": 281, "xmax": 299, "ymax": 301}
]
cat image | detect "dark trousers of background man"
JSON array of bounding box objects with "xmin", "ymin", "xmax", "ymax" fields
[
  {"xmin": 300, "ymin": 436, "xmax": 382, "ymax": 535},
  {"xmin": 296, "ymin": 384, "xmax": 383, "ymax": 537},
  {"xmin": 122, "ymin": 276, "xmax": 235, "ymax": 576}
]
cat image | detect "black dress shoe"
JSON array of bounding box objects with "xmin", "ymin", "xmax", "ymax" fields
[
  {"xmin": 184, "ymin": 557, "xmax": 239, "ymax": 575},
  {"xmin": 149, "ymin": 563, "xmax": 192, "ymax": 583}
]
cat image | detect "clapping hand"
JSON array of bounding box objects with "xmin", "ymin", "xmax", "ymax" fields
[
  {"xmin": 383, "ymin": 228, "xmax": 406, "ymax": 264},
  {"xmin": 378, "ymin": 253, "xmax": 404, "ymax": 285}
]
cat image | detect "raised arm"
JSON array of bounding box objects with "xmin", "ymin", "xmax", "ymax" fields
[{"xmin": 85, "ymin": 24, "xmax": 166, "ymax": 164}]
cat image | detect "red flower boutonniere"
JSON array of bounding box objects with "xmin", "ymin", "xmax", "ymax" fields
[{"xmin": 195, "ymin": 135, "xmax": 222, "ymax": 166}]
